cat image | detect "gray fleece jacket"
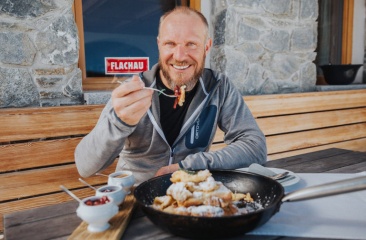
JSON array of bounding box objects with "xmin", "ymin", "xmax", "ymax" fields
[{"xmin": 75, "ymin": 64, "xmax": 267, "ymax": 183}]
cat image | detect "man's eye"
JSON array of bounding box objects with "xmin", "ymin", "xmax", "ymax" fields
[
  {"xmin": 165, "ymin": 42, "xmax": 175, "ymax": 47},
  {"xmin": 187, "ymin": 43, "xmax": 197, "ymax": 49}
]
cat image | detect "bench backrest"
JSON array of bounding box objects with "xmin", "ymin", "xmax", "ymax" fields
[{"xmin": 212, "ymin": 89, "xmax": 366, "ymax": 159}]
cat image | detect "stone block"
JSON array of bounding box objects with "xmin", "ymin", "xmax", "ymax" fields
[
  {"xmin": 0, "ymin": 67, "xmax": 39, "ymax": 107},
  {"xmin": 291, "ymin": 26, "xmax": 317, "ymax": 52},
  {"xmin": 63, "ymin": 68, "xmax": 83, "ymax": 100},
  {"xmin": 39, "ymin": 91, "xmax": 64, "ymax": 99},
  {"xmin": 35, "ymin": 77, "xmax": 63, "ymax": 88},
  {"xmin": 213, "ymin": 10, "xmax": 227, "ymax": 46},
  {"xmin": 35, "ymin": 11, "xmax": 78, "ymax": 66},
  {"xmin": 260, "ymin": 30, "xmax": 290, "ymax": 52},
  {"xmin": 84, "ymin": 92, "xmax": 111, "ymax": 105},
  {"xmin": 262, "ymin": 0, "xmax": 291, "ymax": 15},
  {"xmin": 0, "ymin": 32, "xmax": 36, "ymax": 65},
  {"xmin": 0, "ymin": 0, "xmax": 57, "ymax": 18},
  {"xmin": 300, "ymin": 0, "xmax": 318, "ymax": 20},
  {"xmin": 34, "ymin": 68, "xmax": 66, "ymax": 75}
]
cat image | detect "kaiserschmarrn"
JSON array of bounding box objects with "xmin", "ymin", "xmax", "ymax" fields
[{"xmin": 152, "ymin": 169, "xmax": 256, "ymax": 217}]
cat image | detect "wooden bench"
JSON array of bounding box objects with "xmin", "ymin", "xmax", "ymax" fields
[
  {"xmin": 212, "ymin": 88, "xmax": 366, "ymax": 159},
  {"xmin": 2, "ymin": 88, "xmax": 366, "ymax": 236}
]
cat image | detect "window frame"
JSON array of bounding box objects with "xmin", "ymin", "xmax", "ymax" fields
[{"xmin": 342, "ymin": 0, "xmax": 354, "ymax": 64}]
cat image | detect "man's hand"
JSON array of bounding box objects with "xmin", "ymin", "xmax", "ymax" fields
[
  {"xmin": 112, "ymin": 75, "xmax": 153, "ymax": 126},
  {"xmin": 155, "ymin": 163, "xmax": 180, "ymax": 176}
]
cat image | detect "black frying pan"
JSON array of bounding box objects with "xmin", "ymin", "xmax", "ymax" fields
[{"xmin": 133, "ymin": 170, "xmax": 366, "ymax": 239}]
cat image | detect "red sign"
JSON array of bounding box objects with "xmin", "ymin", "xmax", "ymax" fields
[{"xmin": 105, "ymin": 57, "xmax": 149, "ymax": 75}]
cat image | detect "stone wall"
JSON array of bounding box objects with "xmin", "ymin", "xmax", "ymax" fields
[
  {"xmin": 210, "ymin": 0, "xmax": 318, "ymax": 95},
  {"xmin": 0, "ymin": 0, "xmax": 82, "ymax": 108}
]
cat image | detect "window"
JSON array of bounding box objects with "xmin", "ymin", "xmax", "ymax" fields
[
  {"xmin": 74, "ymin": 0, "xmax": 200, "ymax": 91},
  {"xmin": 316, "ymin": 0, "xmax": 355, "ymax": 66},
  {"xmin": 315, "ymin": 0, "xmax": 365, "ymax": 85}
]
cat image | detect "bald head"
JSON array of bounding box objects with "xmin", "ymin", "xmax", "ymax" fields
[{"xmin": 158, "ymin": 6, "xmax": 209, "ymax": 41}]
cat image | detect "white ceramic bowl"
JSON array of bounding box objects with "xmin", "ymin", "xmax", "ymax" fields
[
  {"xmin": 76, "ymin": 196, "xmax": 118, "ymax": 232},
  {"xmin": 96, "ymin": 185, "xmax": 127, "ymax": 206},
  {"xmin": 108, "ymin": 171, "xmax": 135, "ymax": 192}
]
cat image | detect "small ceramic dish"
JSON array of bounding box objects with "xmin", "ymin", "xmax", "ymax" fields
[
  {"xmin": 108, "ymin": 170, "xmax": 135, "ymax": 193},
  {"xmin": 96, "ymin": 185, "xmax": 127, "ymax": 206},
  {"xmin": 76, "ymin": 195, "xmax": 118, "ymax": 232}
]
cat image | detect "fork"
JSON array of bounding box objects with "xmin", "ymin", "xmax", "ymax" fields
[
  {"xmin": 117, "ymin": 80, "xmax": 176, "ymax": 98},
  {"xmin": 270, "ymin": 171, "xmax": 290, "ymax": 180},
  {"xmin": 143, "ymin": 87, "xmax": 176, "ymax": 98}
]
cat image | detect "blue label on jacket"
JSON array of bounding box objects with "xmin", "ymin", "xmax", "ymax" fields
[{"xmin": 185, "ymin": 105, "xmax": 217, "ymax": 149}]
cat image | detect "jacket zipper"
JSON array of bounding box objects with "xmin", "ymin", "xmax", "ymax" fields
[{"xmin": 168, "ymin": 147, "xmax": 175, "ymax": 165}]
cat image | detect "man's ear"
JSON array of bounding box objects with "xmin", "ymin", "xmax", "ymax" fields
[{"xmin": 205, "ymin": 38, "xmax": 212, "ymax": 53}]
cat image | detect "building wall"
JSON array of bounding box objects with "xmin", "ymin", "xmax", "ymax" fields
[
  {"xmin": 209, "ymin": 0, "xmax": 318, "ymax": 95},
  {"xmin": 0, "ymin": 0, "xmax": 82, "ymax": 108}
]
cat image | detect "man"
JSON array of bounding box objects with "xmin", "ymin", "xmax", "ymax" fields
[{"xmin": 75, "ymin": 6, "xmax": 267, "ymax": 183}]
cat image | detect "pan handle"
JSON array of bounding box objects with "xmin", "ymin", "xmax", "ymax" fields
[{"xmin": 282, "ymin": 175, "xmax": 366, "ymax": 202}]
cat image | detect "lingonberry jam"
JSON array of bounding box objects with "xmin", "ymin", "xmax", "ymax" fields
[{"xmin": 84, "ymin": 196, "xmax": 110, "ymax": 206}]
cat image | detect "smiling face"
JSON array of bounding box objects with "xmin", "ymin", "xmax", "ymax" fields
[{"xmin": 157, "ymin": 9, "xmax": 212, "ymax": 91}]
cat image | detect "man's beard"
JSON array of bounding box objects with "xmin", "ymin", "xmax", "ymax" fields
[{"xmin": 158, "ymin": 57, "xmax": 205, "ymax": 91}]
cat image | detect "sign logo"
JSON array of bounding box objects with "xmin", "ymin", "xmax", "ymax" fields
[{"xmin": 105, "ymin": 57, "xmax": 149, "ymax": 75}]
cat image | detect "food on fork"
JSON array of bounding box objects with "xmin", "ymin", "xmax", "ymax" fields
[
  {"xmin": 173, "ymin": 85, "xmax": 187, "ymax": 108},
  {"xmin": 178, "ymin": 85, "xmax": 186, "ymax": 106},
  {"xmin": 152, "ymin": 169, "xmax": 260, "ymax": 217}
]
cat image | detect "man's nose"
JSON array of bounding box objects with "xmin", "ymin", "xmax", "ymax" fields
[{"xmin": 173, "ymin": 45, "xmax": 187, "ymax": 60}]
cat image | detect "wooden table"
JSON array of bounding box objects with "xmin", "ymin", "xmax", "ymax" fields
[{"xmin": 4, "ymin": 148, "xmax": 366, "ymax": 240}]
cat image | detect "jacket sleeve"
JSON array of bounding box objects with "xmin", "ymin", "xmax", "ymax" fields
[
  {"xmin": 180, "ymin": 78, "xmax": 267, "ymax": 170},
  {"xmin": 74, "ymin": 99, "xmax": 136, "ymax": 177}
]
